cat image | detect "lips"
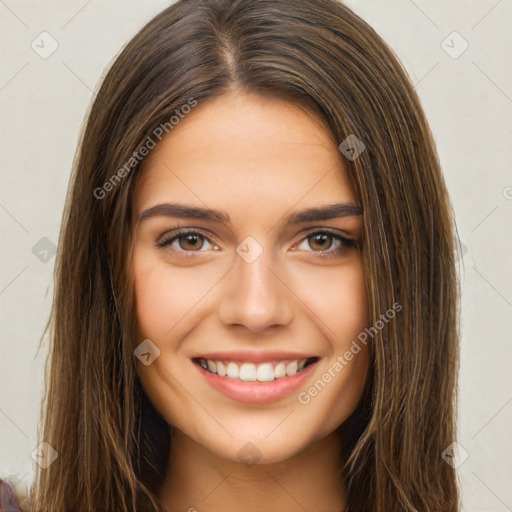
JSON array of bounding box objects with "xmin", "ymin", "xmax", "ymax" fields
[{"xmin": 191, "ymin": 351, "xmax": 320, "ymax": 403}]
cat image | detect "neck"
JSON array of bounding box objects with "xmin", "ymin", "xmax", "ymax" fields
[{"xmin": 157, "ymin": 429, "xmax": 348, "ymax": 512}]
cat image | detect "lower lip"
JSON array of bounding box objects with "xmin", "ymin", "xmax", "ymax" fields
[{"xmin": 195, "ymin": 360, "xmax": 318, "ymax": 404}]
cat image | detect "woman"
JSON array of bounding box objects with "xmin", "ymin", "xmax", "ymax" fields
[{"xmin": 25, "ymin": 0, "xmax": 460, "ymax": 510}]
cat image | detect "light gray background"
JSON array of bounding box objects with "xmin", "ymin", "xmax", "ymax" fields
[{"xmin": 1, "ymin": 1, "xmax": 511, "ymax": 510}]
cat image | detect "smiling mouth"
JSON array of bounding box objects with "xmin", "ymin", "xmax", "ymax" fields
[{"xmin": 192, "ymin": 357, "xmax": 319, "ymax": 382}]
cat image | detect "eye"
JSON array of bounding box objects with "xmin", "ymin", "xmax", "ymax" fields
[
  {"xmin": 156, "ymin": 227, "xmax": 357, "ymax": 259},
  {"xmin": 156, "ymin": 229, "xmax": 216, "ymax": 253},
  {"xmin": 293, "ymin": 230, "xmax": 356, "ymax": 259}
]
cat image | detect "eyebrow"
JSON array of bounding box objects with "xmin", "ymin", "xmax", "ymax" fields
[{"xmin": 138, "ymin": 201, "xmax": 363, "ymax": 225}]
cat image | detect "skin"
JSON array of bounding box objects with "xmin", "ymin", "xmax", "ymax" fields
[{"xmin": 131, "ymin": 89, "xmax": 370, "ymax": 512}]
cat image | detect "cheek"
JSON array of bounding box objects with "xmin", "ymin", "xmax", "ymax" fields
[
  {"xmin": 292, "ymin": 258, "xmax": 369, "ymax": 420},
  {"xmin": 325, "ymin": 260, "xmax": 369, "ymax": 394},
  {"xmin": 132, "ymin": 248, "xmax": 225, "ymax": 342},
  {"xmin": 332, "ymin": 260, "xmax": 368, "ymax": 337},
  {"xmin": 293, "ymin": 256, "xmax": 368, "ymax": 342},
  {"xmin": 133, "ymin": 259, "xmax": 170, "ymax": 338}
]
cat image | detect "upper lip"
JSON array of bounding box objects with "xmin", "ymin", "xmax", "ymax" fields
[{"xmin": 192, "ymin": 351, "xmax": 319, "ymax": 364}]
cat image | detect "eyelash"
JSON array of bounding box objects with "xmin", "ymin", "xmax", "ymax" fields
[{"xmin": 156, "ymin": 227, "xmax": 357, "ymax": 260}]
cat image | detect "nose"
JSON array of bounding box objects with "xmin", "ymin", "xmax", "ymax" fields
[{"xmin": 217, "ymin": 245, "xmax": 295, "ymax": 334}]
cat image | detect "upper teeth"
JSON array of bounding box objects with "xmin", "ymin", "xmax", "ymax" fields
[{"xmin": 199, "ymin": 359, "xmax": 309, "ymax": 381}]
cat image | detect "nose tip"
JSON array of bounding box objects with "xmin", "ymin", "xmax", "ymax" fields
[{"xmin": 217, "ymin": 250, "xmax": 294, "ymax": 333}]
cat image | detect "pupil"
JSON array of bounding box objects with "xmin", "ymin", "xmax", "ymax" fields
[
  {"xmin": 312, "ymin": 234, "xmax": 330, "ymax": 250},
  {"xmin": 181, "ymin": 234, "xmax": 202, "ymax": 250}
]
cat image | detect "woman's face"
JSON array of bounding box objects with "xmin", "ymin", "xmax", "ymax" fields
[{"xmin": 131, "ymin": 90, "xmax": 369, "ymax": 464}]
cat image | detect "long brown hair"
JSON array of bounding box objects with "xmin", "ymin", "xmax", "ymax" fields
[{"xmin": 29, "ymin": 0, "xmax": 460, "ymax": 510}]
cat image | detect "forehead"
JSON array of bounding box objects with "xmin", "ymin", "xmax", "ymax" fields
[{"xmin": 133, "ymin": 91, "xmax": 356, "ymax": 216}]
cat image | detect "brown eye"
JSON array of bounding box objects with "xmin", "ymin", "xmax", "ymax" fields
[
  {"xmin": 294, "ymin": 230, "xmax": 356, "ymax": 259},
  {"xmin": 176, "ymin": 233, "xmax": 205, "ymax": 251},
  {"xmin": 308, "ymin": 233, "xmax": 334, "ymax": 251},
  {"xmin": 157, "ymin": 229, "xmax": 215, "ymax": 253}
]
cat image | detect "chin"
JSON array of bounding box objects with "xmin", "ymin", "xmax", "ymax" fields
[{"xmin": 193, "ymin": 422, "xmax": 320, "ymax": 467}]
